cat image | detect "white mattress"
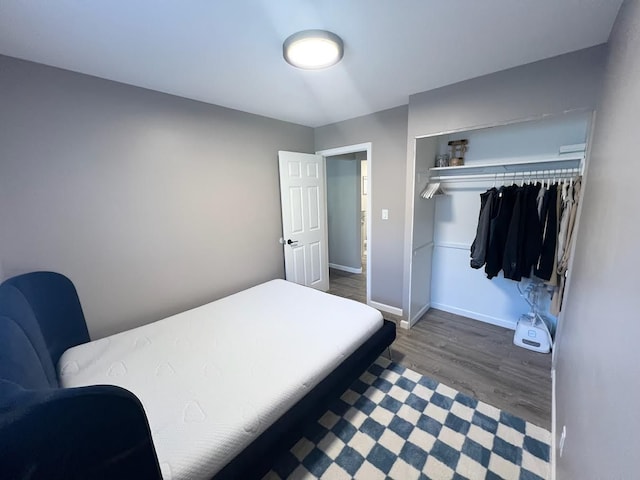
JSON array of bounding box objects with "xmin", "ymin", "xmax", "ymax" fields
[{"xmin": 58, "ymin": 279, "xmax": 383, "ymax": 480}]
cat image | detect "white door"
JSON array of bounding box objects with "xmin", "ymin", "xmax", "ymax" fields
[{"xmin": 278, "ymin": 151, "xmax": 330, "ymax": 291}]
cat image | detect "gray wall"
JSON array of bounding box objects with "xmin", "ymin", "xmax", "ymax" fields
[
  {"xmin": 326, "ymin": 157, "xmax": 361, "ymax": 271},
  {"xmin": 555, "ymin": 1, "xmax": 640, "ymax": 477},
  {"xmin": 315, "ymin": 106, "xmax": 409, "ymax": 309},
  {"xmin": 0, "ymin": 55, "xmax": 314, "ymax": 339},
  {"xmin": 407, "ymin": 45, "xmax": 607, "ymax": 139}
]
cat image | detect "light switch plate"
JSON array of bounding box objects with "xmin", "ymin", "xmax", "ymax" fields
[{"xmin": 382, "ymin": 209, "xmax": 389, "ymax": 220}]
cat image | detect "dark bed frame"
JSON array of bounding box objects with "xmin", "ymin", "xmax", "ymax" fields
[{"xmin": 0, "ymin": 272, "xmax": 396, "ymax": 480}]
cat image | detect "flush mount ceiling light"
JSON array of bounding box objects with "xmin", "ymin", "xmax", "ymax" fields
[{"xmin": 283, "ymin": 30, "xmax": 344, "ymax": 70}]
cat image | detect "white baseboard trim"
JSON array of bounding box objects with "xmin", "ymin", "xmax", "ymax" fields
[
  {"xmin": 430, "ymin": 302, "xmax": 517, "ymax": 330},
  {"xmin": 329, "ymin": 263, "xmax": 363, "ymax": 274},
  {"xmin": 369, "ymin": 300, "xmax": 403, "ymax": 318},
  {"xmin": 400, "ymin": 303, "xmax": 430, "ymax": 330},
  {"xmin": 399, "ymin": 304, "xmax": 431, "ymax": 330}
]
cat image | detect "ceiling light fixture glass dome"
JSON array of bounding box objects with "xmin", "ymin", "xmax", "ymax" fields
[{"xmin": 283, "ymin": 30, "xmax": 344, "ymax": 70}]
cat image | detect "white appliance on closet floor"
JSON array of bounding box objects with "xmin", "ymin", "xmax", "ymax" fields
[
  {"xmin": 513, "ymin": 281, "xmax": 553, "ymax": 353},
  {"xmin": 514, "ymin": 314, "xmax": 552, "ymax": 353}
]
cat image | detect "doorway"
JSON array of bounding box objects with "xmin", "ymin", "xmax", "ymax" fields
[{"xmin": 317, "ymin": 143, "xmax": 372, "ymax": 305}]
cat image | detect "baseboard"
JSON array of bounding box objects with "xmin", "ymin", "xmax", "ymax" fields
[
  {"xmin": 369, "ymin": 300, "xmax": 403, "ymax": 318},
  {"xmin": 399, "ymin": 303, "xmax": 430, "ymax": 330},
  {"xmin": 430, "ymin": 302, "xmax": 517, "ymax": 330},
  {"xmin": 329, "ymin": 263, "xmax": 363, "ymax": 274},
  {"xmin": 400, "ymin": 305, "xmax": 430, "ymax": 330}
]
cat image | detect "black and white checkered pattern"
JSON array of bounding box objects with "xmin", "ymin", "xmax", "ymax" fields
[{"xmin": 266, "ymin": 357, "xmax": 550, "ymax": 480}]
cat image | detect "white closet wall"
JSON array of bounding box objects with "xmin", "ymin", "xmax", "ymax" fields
[
  {"xmin": 407, "ymin": 137, "xmax": 438, "ymax": 326},
  {"xmin": 424, "ymin": 111, "xmax": 591, "ymax": 329}
]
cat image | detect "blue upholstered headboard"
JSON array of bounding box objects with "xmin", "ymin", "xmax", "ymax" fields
[
  {"xmin": 0, "ymin": 272, "xmax": 162, "ymax": 479},
  {"xmin": 0, "ymin": 272, "xmax": 89, "ymax": 390}
]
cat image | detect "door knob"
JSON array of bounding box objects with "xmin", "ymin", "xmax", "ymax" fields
[{"xmin": 287, "ymin": 239, "xmax": 298, "ymax": 246}]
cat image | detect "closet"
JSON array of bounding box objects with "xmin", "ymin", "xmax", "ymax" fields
[{"xmin": 404, "ymin": 111, "xmax": 591, "ymax": 334}]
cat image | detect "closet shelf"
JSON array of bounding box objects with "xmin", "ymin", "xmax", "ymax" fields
[
  {"xmin": 428, "ymin": 154, "xmax": 584, "ymax": 183},
  {"xmin": 429, "ymin": 154, "xmax": 583, "ymax": 173}
]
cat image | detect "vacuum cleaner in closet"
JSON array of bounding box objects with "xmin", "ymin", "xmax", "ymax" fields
[{"xmin": 514, "ymin": 281, "xmax": 553, "ymax": 353}]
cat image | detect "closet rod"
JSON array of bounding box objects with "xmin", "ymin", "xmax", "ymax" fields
[{"xmin": 429, "ymin": 168, "xmax": 581, "ymax": 183}]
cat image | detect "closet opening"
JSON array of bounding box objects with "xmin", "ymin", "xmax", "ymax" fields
[
  {"xmin": 401, "ymin": 109, "xmax": 593, "ymax": 427},
  {"xmin": 405, "ymin": 110, "xmax": 591, "ymax": 332}
]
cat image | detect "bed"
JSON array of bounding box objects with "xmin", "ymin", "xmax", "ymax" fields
[{"xmin": 0, "ymin": 272, "xmax": 396, "ymax": 479}]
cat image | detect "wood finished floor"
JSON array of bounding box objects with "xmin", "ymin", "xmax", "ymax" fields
[{"xmin": 328, "ymin": 267, "xmax": 552, "ymax": 428}]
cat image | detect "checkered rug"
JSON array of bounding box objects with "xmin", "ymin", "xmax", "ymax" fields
[{"xmin": 265, "ymin": 356, "xmax": 551, "ymax": 480}]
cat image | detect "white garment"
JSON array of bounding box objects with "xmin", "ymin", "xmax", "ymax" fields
[
  {"xmin": 556, "ymin": 182, "xmax": 573, "ymax": 265},
  {"xmin": 551, "ymin": 177, "xmax": 582, "ymax": 315}
]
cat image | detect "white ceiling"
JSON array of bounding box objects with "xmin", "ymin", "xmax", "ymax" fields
[{"xmin": 0, "ymin": 1, "xmax": 623, "ymax": 127}]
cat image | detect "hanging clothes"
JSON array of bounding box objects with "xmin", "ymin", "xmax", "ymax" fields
[
  {"xmin": 503, "ymin": 183, "xmax": 542, "ymax": 280},
  {"xmin": 556, "ymin": 182, "xmax": 572, "ymax": 264},
  {"xmin": 485, "ymin": 185, "xmax": 517, "ymax": 279},
  {"xmin": 551, "ymin": 177, "xmax": 582, "ymax": 315},
  {"xmin": 536, "ymin": 184, "xmax": 546, "ymax": 217},
  {"xmin": 502, "ymin": 185, "xmax": 526, "ymax": 280},
  {"xmin": 558, "ymin": 178, "xmax": 581, "ymax": 275},
  {"xmin": 470, "ymin": 175, "xmax": 581, "ymax": 297},
  {"xmin": 521, "ymin": 183, "xmax": 543, "ymax": 278},
  {"xmin": 551, "ymin": 184, "xmax": 563, "ymax": 285},
  {"xmin": 470, "ymin": 187, "xmax": 497, "ymax": 269},
  {"xmin": 534, "ymin": 184, "xmax": 558, "ymax": 281}
]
